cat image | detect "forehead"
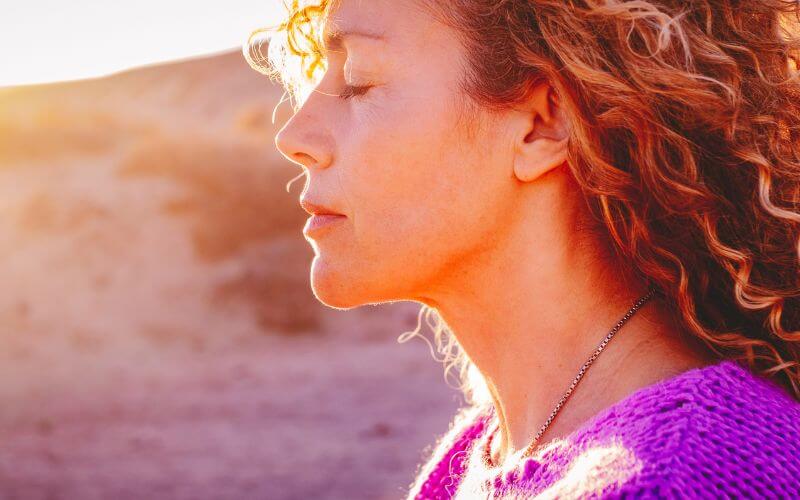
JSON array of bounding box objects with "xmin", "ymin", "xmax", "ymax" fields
[{"xmin": 323, "ymin": 0, "xmax": 435, "ymax": 50}]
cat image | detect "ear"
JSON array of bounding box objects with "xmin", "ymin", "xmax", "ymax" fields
[{"xmin": 512, "ymin": 83, "xmax": 571, "ymax": 183}]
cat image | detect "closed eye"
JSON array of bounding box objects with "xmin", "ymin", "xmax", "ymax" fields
[{"xmin": 339, "ymin": 83, "xmax": 374, "ymax": 100}]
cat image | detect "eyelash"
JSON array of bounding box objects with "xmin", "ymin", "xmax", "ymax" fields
[{"xmin": 339, "ymin": 83, "xmax": 374, "ymax": 100}]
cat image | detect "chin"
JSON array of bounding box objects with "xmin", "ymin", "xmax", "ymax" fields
[
  {"xmin": 308, "ymin": 257, "xmax": 364, "ymax": 310},
  {"xmin": 308, "ymin": 254, "xmax": 415, "ymax": 309},
  {"xmin": 310, "ymin": 286, "xmax": 360, "ymax": 310}
]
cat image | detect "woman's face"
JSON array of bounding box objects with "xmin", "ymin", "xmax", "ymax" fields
[{"xmin": 275, "ymin": 0, "xmax": 520, "ymax": 308}]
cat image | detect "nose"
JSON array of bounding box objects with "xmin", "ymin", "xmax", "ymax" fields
[{"xmin": 274, "ymin": 109, "xmax": 333, "ymax": 171}]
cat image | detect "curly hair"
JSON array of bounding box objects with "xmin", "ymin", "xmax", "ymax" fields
[{"xmin": 244, "ymin": 0, "xmax": 800, "ymax": 402}]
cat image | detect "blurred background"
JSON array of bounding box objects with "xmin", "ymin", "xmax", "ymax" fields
[{"xmin": 0, "ymin": 2, "xmax": 463, "ymax": 499}]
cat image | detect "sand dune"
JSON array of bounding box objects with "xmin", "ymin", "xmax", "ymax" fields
[{"xmin": 0, "ymin": 50, "xmax": 461, "ymax": 499}]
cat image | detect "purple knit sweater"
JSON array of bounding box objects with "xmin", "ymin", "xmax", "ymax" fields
[{"xmin": 407, "ymin": 359, "xmax": 800, "ymax": 499}]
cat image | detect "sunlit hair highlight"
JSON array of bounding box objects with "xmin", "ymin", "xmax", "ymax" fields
[
  {"xmin": 245, "ymin": 0, "xmax": 800, "ymax": 407},
  {"xmin": 243, "ymin": 0, "xmax": 334, "ymax": 109}
]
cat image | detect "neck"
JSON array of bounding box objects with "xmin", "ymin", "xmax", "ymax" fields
[{"xmin": 415, "ymin": 174, "xmax": 714, "ymax": 467}]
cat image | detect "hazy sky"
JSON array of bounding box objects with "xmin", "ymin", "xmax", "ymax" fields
[{"xmin": 1, "ymin": 1, "xmax": 286, "ymax": 87}]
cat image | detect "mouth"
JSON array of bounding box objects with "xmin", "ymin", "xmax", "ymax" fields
[
  {"xmin": 299, "ymin": 198, "xmax": 345, "ymax": 217},
  {"xmin": 303, "ymin": 213, "xmax": 347, "ymax": 236}
]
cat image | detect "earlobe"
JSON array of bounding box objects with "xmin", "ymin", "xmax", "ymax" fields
[{"xmin": 513, "ymin": 136, "xmax": 569, "ymax": 182}]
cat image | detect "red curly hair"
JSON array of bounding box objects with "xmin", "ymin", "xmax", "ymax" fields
[{"xmin": 245, "ymin": 0, "xmax": 800, "ymax": 400}]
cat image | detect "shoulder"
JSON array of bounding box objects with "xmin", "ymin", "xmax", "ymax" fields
[
  {"xmin": 598, "ymin": 359, "xmax": 800, "ymax": 498},
  {"xmin": 496, "ymin": 359, "xmax": 800, "ymax": 498},
  {"xmin": 445, "ymin": 359, "xmax": 800, "ymax": 499}
]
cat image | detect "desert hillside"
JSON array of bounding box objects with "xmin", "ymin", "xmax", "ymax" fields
[{"xmin": 0, "ymin": 50, "xmax": 463, "ymax": 500}]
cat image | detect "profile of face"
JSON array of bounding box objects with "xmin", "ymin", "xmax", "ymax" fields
[{"xmin": 274, "ymin": 0, "xmax": 570, "ymax": 309}]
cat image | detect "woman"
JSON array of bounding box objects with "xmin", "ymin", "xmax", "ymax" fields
[{"xmin": 246, "ymin": 0, "xmax": 800, "ymax": 497}]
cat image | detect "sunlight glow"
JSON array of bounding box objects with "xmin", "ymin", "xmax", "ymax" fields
[
  {"xmin": 1, "ymin": 1, "xmax": 286, "ymax": 87},
  {"xmin": 536, "ymin": 442, "xmax": 642, "ymax": 499}
]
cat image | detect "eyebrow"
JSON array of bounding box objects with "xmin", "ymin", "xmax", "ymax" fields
[{"xmin": 323, "ymin": 25, "xmax": 387, "ymax": 52}]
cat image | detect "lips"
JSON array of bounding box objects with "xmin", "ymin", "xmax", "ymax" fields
[
  {"xmin": 303, "ymin": 213, "xmax": 346, "ymax": 235},
  {"xmin": 299, "ymin": 198, "xmax": 344, "ymax": 217}
]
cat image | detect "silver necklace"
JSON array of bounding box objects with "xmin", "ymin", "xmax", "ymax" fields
[{"xmin": 482, "ymin": 287, "xmax": 656, "ymax": 467}]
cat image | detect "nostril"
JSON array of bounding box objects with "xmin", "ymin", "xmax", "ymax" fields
[{"xmin": 291, "ymin": 152, "xmax": 318, "ymax": 170}]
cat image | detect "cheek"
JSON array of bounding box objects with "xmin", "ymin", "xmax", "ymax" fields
[
  {"xmin": 339, "ymin": 94, "xmax": 507, "ymax": 276},
  {"xmin": 351, "ymin": 101, "xmax": 460, "ymax": 224}
]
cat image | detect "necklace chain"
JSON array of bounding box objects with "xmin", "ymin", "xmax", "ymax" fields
[{"xmin": 482, "ymin": 287, "xmax": 656, "ymax": 468}]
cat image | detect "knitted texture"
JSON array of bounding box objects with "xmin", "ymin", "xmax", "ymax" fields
[{"xmin": 406, "ymin": 359, "xmax": 800, "ymax": 499}]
